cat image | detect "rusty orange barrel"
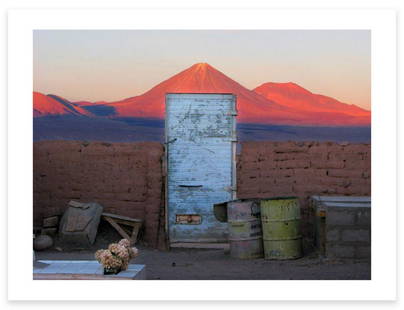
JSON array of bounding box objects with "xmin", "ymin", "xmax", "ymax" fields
[
  {"xmin": 260, "ymin": 197, "xmax": 302, "ymax": 260},
  {"xmin": 227, "ymin": 199, "xmax": 264, "ymax": 259}
]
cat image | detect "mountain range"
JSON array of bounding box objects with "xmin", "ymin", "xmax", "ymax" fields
[{"xmin": 33, "ymin": 63, "xmax": 370, "ymax": 126}]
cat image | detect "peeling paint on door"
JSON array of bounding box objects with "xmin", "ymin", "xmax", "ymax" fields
[{"xmin": 165, "ymin": 93, "xmax": 237, "ymax": 243}]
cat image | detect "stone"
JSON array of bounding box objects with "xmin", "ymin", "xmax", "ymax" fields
[
  {"xmin": 59, "ymin": 200, "xmax": 103, "ymax": 247},
  {"xmin": 34, "ymin": 235, "xmax": 53, "ymax": 251}
]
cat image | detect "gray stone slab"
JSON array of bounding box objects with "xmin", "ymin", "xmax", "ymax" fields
[{"xmin": 33, "ymin": 260, "xmax": 146, "ymax": 280}]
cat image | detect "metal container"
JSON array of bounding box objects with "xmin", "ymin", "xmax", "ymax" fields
[
  {"xmin": 227, "ymin": 199, "xmax": 264, "ymax": 259},
  {"xmin": 260, "ymin": 197, "xmax": 302, "ymax": 260}
]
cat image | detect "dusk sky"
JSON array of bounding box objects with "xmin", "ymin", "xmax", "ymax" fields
[{"xmin": 33, "ymin": 30, "xmax": 371, "ymax": 110}]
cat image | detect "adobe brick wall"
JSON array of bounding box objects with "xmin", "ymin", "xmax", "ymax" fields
[
  {"xmin": 33, "ymin": 140, "xmax": 165, "ymax": 248},
  {"xmin": 237, "ymin": 141, "xmax": 371, "ymax": 244},
  {"xmin": 34, "ymin": 140, "xmax": 370, "ymax": 249}
]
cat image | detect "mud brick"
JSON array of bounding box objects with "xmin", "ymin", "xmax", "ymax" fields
[
  {"xmin": 329, "ymin": 152, "xmax": 363, "ymax": 161},
  {"xmin": 308, "ymin": 144, "xmax": 331, "ymax": 154},
  {"xmin": 273, "ymin": 142, "xmax": 307, "ymax": 153},
  {"xmin": 276, "ymin": 159, "xmax": 310, "ymax": 169},
  {"xmin": 264, "ymin": 169, "xmax": 294, "ymax": 179},
  {"xmin": 311, "ymin": 160, "xmax": 345, "ymax": 169},
  {"xmin": 294, "ymin": 168, "xmax": 327, "ymax": 178},
  {"xmin": 343, "ymin": 144, "xmax": 370, "ymax": 154},
  {"xmin": 345, "ymin": 160, "xmax": 370, "ymax": 169},
  {"xmin": 274, "ymin": 178, "xmax": 295, "ymax": 187},
  {"xmin": 240, "ymin": 162, "xmax": 261, "ymax": 171},
  {"xmin": 327, "ymin": 169, "xmax": 363, "ymax": 178}
]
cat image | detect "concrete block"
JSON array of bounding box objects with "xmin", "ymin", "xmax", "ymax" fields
[
  {"xmin": 341, "ymin": 229, "xmax": 370, "ymax": 243},
  {"xmin": 356, "ymin": 245, "xmax": 371, "ymax": 259},
  {"xmin": 356, "ymin": 209, "xmax": 371, "ymax": 226},
  {"xmin": 326, "ymin": 244, "xmax": 355, "ymax": 259},
  {"xmin": 326, "ymin": 228, "xmax": 340, "ymax": 241},
  {"xmin": 327, "ymin": 208, "xmax": 356, "ymax": 226}
]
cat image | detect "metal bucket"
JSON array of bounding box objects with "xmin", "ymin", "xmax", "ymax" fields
[
  {"xmin": 260, "ymin": 197, "xmax": 302, "ymax": 260},
  {"xmin": 227, "ymin": 200, "xmax": 264, "ymax": 259}
]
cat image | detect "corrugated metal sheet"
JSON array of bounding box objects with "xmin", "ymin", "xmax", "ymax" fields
[{"xmin": 165, "ymin": 93, "xmax": 237, "ymax": 243}]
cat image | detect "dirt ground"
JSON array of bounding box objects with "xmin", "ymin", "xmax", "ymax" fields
[{"xmin": 35, "ymin": 221, "xmax": 371, "ymax": 280}]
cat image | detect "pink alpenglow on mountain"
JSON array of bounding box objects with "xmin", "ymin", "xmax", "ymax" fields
[
  {"xmin": 105, "ymin": 63, "xmax": 294, "ymax": 123},
  {"xmin": 33, "ymin": 63, "xmax": 370, "ymax": 126},
  {"xmin": 253, "ymin": 82, "xmax": 371, "ymax": 126},
  {"xmin": 104, "ymin": 63, "xmax": 370, "ymax": 126},
  {"xmin": 33, "ymin": 92, "xmax": 92, "ymax": 117}
]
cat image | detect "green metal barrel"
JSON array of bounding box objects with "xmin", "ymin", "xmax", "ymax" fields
[{"xmin": 260, "ymin": 197, "xmax": 302, "ymax": 260}]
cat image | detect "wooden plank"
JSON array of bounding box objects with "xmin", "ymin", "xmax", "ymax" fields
[
  {"xmin": 103, "ymin": 216, "xmax": 131, "ymax": 240},
  {"xmin": 130, "ymin": 223, "xmax": 142, "ymax": 244},
  {"xmin": 102, "ymin": 212, "xmax": 143, "ymax": 223},
  {"xmin": 114, "ymin": 218, "xmax": 138, "ymax": 227}
]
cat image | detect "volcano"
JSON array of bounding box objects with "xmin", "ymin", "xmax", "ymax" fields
[
  {"xmin": 34, "ymin": 63, "xmax": 370, "ymax": 126},
  {"xmin": 253, "ymin": 82, "xmax": 370, "ymax": 126},
  {"xmin": 100, "ymin": 63, "xmax": 370, "ymax": 126},
  {"xmin": 104, "ymin": 63, "xmax": 294, "ymax": 124},
  {"xmin": 33, "ymin": 92, "xmax": 92, "ymax": 117}
]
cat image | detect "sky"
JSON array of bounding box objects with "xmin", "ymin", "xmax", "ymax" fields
[{"xmin": 33, "ymin": 30, "xmax": 371, "ymax": 110}]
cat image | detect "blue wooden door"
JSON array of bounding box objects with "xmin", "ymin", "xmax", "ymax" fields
[{"xmin": 165, "ymin": 93, "xmax": 237, "ymax": 243}]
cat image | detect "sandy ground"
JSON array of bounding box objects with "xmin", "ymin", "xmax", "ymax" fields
[
  {"xmin": 36, "ymin": 247, "xmax": 370, "ymax": 280},
  {"xmin": 35, "ymin": 222, "xmax": 370, "ymax": 280}
]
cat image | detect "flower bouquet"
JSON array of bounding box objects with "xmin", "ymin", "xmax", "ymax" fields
[{"xmin": 95, "ymin": 239, "xmax": 139, "ymax": 275}]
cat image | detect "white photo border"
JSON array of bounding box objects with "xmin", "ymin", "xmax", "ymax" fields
[{"xmin": 8, "ymin": 8, "xmax": 396, "ymax": 301}]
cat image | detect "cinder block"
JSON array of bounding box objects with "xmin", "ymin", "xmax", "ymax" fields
[
  {"xmin": 341, "ymin": 229, "xmax": 370, "ymax": 243},
  {"xmin": 326, "ymin": 244, "xmax": 356, "ymax": 259},
  {"xmin": 356, "ymin": 245, "xmax": 371, "ymax": 259},
  {"xmin": 356, "ymin": 209, "xmax": 371, "ymax": 226},
  {"xmin": 326, "ymin": 228, "xmax": 340, "ymax": 241},
  {"xmin": 327, "ymin": 208, "xmax": 356, "ymax": 226}
]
